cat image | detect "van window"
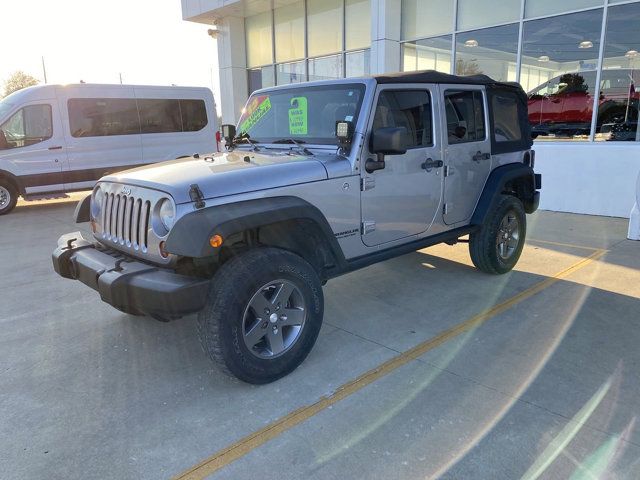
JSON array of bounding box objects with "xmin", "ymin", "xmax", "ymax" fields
[
  {"xmin": 68, "ymin": 98, "xmax": 140, "ymax": 137},
  {"xmin": 180, "ymin": 100, "xmax": 208, "ymax": 132},
  {"xmin": 445, "ymin": 90, "xmax": 485, "ymax": 144},
  {"xmin": 138, "ymin": 99, "xmax": 182, "ymax": 133},
  {"xmin": 68, "ymin": 98, "xmax": 208, "ymax": 137},
  {"xmin": 0, "ymin": 104, "xmax": 52, "ymax": 150},
  {"xmin": 491, "ymin": 92, "xmax": 522, "ymax": 142},
  {"xmin": 372, "ymin": 90, "xmax": 433, "ymax": 148}
]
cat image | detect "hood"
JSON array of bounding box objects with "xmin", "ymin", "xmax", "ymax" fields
[{"xmin": 101, "ymin": 149, "xmax": 350, "ymax": 204}]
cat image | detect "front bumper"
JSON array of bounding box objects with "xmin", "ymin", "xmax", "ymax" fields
[{"xmin": 52, "ymin": 232, "xmax": 209, "ymax": 320}]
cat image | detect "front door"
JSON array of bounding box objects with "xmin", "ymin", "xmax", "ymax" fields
[
  {"xmin": 360, "ymin": 85, "xmax": 443, "ymax": 247},
  {"xmin": 441, "ymin": 86, "xmax": 492, "ymax": 225},
  {"xmin": 0, "ymin": 102, "xmax": 65, "ymax": 194}
]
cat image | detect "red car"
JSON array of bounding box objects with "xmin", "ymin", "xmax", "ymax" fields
[{"xmin": 528, "ymin": 69, "xmax": 639, "ymax": 138}]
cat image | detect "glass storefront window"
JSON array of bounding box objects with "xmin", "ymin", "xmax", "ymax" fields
[
  {"xmin": 274, "ymin": 1, "xmax": 305, "ymax": 63},
  {"xmin": 402, "ymin": 36, "xmax": 452, "ymax": 73},
  {"xmin": 595, "ymin": 2, "xmax": 640, "ymax": 142},
  {"xmin": 308, "ymin": 54, "xmax": 343, "ymax": 82},
  {"xmin": 346, "ymin": 0, "xmax": 371, "ymax": 50},
  {"xmin": 248, "ymin": 66, "xmax": 276, "ymax": 95},
  {"xmin": 521, "ymin": 9, "xmax": 603, "ymax": 141},
  {"xmin": 346, "ymin": 49, "xmax": 371, "ymax": 77},
  {"xmin": 276, "ymin": 61, "xmax": 307, "ymax": 85},
  {"xmin": 401, "ymin": 0, "xmax": 454, "ymax": 40},
  {"xmin": 525, "ymin": 0, "xmax": 603, "ymax": 19},
  {"xmin": 455, "ymin": 24, "xmax": 519, "ymax": 81},
  {"xmin": 457, "ymin": 0, "xmax": 520, "ymax": 31},
  {"xmin": 308, "ymin": 0, "xmax": 343, "ymax": 57},
  {"xmin": 245, "ymin": 11, "xmax": 273, "ymax": 68}
]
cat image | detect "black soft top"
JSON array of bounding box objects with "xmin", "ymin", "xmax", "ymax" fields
[
  {"xmin": 372, "ymin": 70, "xmax": 532, "ymax": 154},
  {"xmin": 373, "ymin": 70, "xmax": 519, "ymax": 90}
]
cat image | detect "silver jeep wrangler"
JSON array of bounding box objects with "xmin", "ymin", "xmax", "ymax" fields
[{"xmin": 53, "ymin": 71, "xmax": 541, "ymax": 384}]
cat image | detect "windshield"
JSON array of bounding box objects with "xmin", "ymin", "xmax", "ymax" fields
[
  {"xmin": 0, "ymin": 98, "xmax": 14, "ymax": 120},
  {"xmin": 236, "ymin": 83, "xmax": 366, "ymax": 145}
]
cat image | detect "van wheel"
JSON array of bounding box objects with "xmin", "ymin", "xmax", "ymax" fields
[
  {"xmin": 469, "ymin": 195, "xmax": 526, "ymax": 274},
  {"xmin": 197, "ymin": 247, "xmax": 324, "ymax": 384},
  {"xmin": 0, "ymin": 179, "xmax": 18, "ymax": 215}
]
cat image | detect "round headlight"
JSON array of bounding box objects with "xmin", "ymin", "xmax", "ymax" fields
[
  {"xmin": 159, "ymin": 198, "xmax": 175, "ymax": 230},
  {"xmin": 92, "ymin": 187, "xmax": 104, "ymax": 219}
]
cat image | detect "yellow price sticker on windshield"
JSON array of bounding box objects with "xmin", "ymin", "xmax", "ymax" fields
[
  {"xmin": 288, "ymin": 97, "xmax": 308, "ymax": 135},
  {"xmin": 239, "ymin": 96, "xmax": 271, "ymax": 133}
]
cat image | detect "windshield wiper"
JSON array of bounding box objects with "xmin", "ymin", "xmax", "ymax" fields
[
  {"xmin": 232, "ymin": 132, "xmax": 260, "ymax": 151},
  {"xmin": 272, "ymin": 138, "xmax": 314, "ymax": 155}
]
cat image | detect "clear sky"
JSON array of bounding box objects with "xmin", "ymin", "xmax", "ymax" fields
[{"xmin": 0, "ymin": 0, "xmax": 220, "ymax": 112}]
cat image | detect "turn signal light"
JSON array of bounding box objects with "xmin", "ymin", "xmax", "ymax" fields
[{"xmin": 209, "ymin": 234, "xmax": 223, "ymax": 248}]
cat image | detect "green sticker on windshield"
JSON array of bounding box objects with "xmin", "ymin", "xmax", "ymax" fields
[
  {"xmin": 239, "ymin": 96, "xmax": 272, "ymax": 133},
  {"xmin": 288, "ymin": 97, "xmax": 308, "ymax": 135}
]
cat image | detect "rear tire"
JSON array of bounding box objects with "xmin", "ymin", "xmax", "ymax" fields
[
  {"xmin": 0, "ymin": 179, "xmax": 18, "ymax": 215},
  {"xmin": 197, "ymin": 247, "xmax": 324, "ymax": 384},
  {"xmin": 469, "ymin": 195, "xmax": 526, "ymax": 274}
]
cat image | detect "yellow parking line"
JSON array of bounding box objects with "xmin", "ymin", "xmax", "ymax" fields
[
  {"xmin": 173, "ymin": 248, "xmax": 607, "ymax": 480},
  {"xmin": 527, "ymin": 238, "xmax": 603, "ymax": 251}
]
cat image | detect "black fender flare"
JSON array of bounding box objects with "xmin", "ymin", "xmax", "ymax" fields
[
  {"xmin": 471, "ymin": 163, "xmax": 540, "ymax": 226},
  {"xmin": 164, "ymin": 196, "xmax": 347, "ymax": 263},
  {"xmin": 74, "ymin": 193, "xmax": 92, "ymax": 223}
]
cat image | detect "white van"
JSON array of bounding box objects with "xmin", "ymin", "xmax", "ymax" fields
[{"xmin": 0, "ymin": 83, "xmax": 218, "ymax": 214}]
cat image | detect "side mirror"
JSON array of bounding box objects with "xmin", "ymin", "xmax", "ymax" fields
[
  {"xmin": 371, "ymin": 127, "xmax": 407, "ymax": 155},
  {"xmin": 221, "ymin": 124, "xmax": 236, "ymax": 145}
]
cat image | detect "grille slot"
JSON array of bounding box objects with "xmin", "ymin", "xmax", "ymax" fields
[{"xmin": 102, "ymin": 193, "xmax": 150, "ymax": 250}]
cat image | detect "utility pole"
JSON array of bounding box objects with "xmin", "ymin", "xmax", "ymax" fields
[
  {"xmin": 119, "ymin": 73, "xmax": 123, "ymax": 85},
  {"xmin": 41, "ymin": 56, "xmax": 48, "ymax": 84}
]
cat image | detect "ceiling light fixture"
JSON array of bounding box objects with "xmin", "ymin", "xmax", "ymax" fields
[
  {"xmin": 625, "ymin": 49, "xmax": 639, "ymax": 58},
  {"xmin": 579, "ymin": 40, "xmax": 593, "ymax": 49},
  {"xmin": 464, "ymin": 39, "xmax": 479, "ymax": 48},
  {"xmin": 538, "ymin": 55, "xmax": 550, "ymax": 62}
]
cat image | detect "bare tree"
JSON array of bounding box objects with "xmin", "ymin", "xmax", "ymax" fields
[
  {"xmin": 2, "ymin": 71, "xmax": 39, "ymax": 98},
  {"xmin": 455, "ymin": 59, "xmax": 481, "ymax": 76}
]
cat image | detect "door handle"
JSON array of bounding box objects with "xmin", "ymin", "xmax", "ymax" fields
[
  {"xmin": 472, "ymin": 151, "xmax": 491, "ymax": 162},
  {"xmin": 365, "ymin": 157, "xmax": 385, "ymax": 174},
  {"xmin": 48, "ymin": 145, "xmax": 63, "ymax": 150},
  {"xmin": 421, "ymin": 158, "xmax": 443, "ymax": 170}
]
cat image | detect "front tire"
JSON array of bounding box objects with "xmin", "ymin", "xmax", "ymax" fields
[
  {"xmin": 0, "ymin": 179, "xmax": 18, "ymax": 215},
  {"xmin": 197, "ymin": 247, "xmax": 324, "ymax": 384},
  {"xmin": 469, "ymin": 195, "xmax": 526, "ymax": 274}
]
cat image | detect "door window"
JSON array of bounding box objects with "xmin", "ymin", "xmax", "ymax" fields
[
  {"xmin": 0, "ymin": 104, "xmax": 52, "ymax": 150},
  {"xmin": 444, "ymin": 90, "xmax": 485, "ymax": 144},
  {"xmin": 68, "ymin": 98, "xmax": 140, "ymax": 137},
  {"xmin": 372, "ymin": 90, "xmax": 432, "ymax": 148}
]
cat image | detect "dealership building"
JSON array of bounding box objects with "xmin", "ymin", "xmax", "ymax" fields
[{"xmin": 182, "ymin": 0, "xmax": 640, "ymax": 219}]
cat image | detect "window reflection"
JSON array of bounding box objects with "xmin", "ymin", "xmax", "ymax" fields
[
  {"xmin": 595, "ymin": 2, "xmax": 640, "ymax": 142},
  {"xmin": 521, "ymin": 9, "xmax": 603, "ymax": 141},
  {"xmin": 455, "ymin": 24, "xmax": 519, "ymax": 82},
  {"xmin": 276, "ymin": 61, "xmax": 307, "ymax": 85},
  {"xmin": 346, "ymin": 50, "xmax": 371, "ymax": 77},
  {"xmin": 308, "ymin": 55, "xmax": 343, "ymax": 82},
  {"xmin": 402, "ymin": 36, "xmax": 452, "ymax": 73}
]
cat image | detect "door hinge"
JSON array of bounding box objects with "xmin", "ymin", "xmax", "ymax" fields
[
  {"xmin": 360, "ymin": 177, "xmax": 375, "ymax": 191},
  {"xmin": 443, "ymin": 203, "xmax": 449, "ymax": 215},
  {"xmin": 443, "ymin": 165, "xmax": 451, "ymax": 177},
  {"xmin": 361, "ymin": 221, "xmax": 376, "ymax": 235}
]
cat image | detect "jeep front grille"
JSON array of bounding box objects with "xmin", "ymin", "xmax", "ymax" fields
[{"xmin": 102, "ymin": 193, "xmax": 151, "ymax": 251}]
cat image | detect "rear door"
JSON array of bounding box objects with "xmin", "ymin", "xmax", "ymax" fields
[
  {"xmin": 441, "ymin": 86, "xmax": 491, "ymax": 225},
  {"xmin": 360, "ymin": 84, "xmax": 443, "ymax": 246}
]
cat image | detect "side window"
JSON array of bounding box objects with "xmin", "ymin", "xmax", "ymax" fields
[
  {"xmin": 179, "ymin": 99, "xmax": 208, "ymax": 132},
  {"xmin": 372, "ymin": 90, "xmax": 432, "ymax": 148},
  {"xmin": 0, "ymin": 104, "xmax": 52, "ymax": 150},
  {"xmin": 445, "ymin": 90, "xmax": 485, "ymax": 144},
  {"xmin": 68, "ymin": 98, "xmax": 140, "ymax": 137},
  {"xmin": 491, "ymin": 92, "xmax": 522, "ymax": 143},
  {"xmin": 138, "ymin": 99, "xmax": 182, "ymax": 133}
]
